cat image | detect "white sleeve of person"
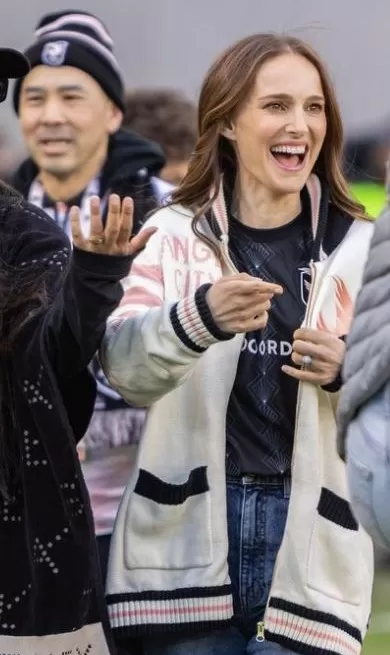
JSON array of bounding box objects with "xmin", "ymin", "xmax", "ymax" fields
[{"xmin": 100, "ymin": 220, "xmax": 233, "ymax": 408}]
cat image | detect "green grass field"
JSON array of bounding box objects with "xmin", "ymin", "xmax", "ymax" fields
[{"xmin": 363, "ymin": 571, "xmax": 390, "ymax": 654}]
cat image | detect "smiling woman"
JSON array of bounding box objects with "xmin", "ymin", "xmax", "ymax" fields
[
  {"xmin": 217, "ymin": 51, "xmax": 327, "ymax": 212},
  {"xmin": 99, "ymin": 33, "xmax": 374, "ymax": 655}
]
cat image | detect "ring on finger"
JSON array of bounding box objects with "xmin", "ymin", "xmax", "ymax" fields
[
  {"xmin": 302, "ymin": 354, "xmax": 313, "ymax": 367},
  {"xmin": 89, "ymin": 236, "xmax": 105, "ymax": 246}
]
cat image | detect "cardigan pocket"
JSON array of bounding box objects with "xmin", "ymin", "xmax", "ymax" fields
[
  {"xmin": 307, "ymin": 487, "xmax": 361, "ymax": 605},
  {"xmin": 124, "ymin": 466, "xmax": 213, "ymax": 570}
]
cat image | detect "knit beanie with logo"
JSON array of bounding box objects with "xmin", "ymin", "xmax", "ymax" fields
[{"xmin": 13, "ymin": 10, "xmax": 125, "ymax": 112}]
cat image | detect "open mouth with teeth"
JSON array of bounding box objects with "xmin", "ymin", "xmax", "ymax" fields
[
  {"xmin": 270, "ymin": 145, "xmax": 307, "ymax": 171},
  {"xmin": 39, "ymin": 139, "xmax": 72, "ymax": 145}
]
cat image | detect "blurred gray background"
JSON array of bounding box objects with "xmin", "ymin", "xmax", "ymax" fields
[{"xmin": 1, "ymin": 0, "xmax": 390, "ymax": 149}]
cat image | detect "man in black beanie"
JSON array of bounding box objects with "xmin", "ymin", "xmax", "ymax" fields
[
  {"xmin": 13, "ymin": 10, "xmax": 169, "ymax": 214},
  {"xmin": 12, "ymin": 9, "xmax": 171, "ymax": 590}
]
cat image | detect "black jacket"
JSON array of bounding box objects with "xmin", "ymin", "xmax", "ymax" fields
[
  {"xmin": 0, "ymin": 197, "xmax": 132, "ymax": 653},
  {"xmin": 12, "ymin": 129, "xmax": 167, "ymax": 419},
  {"xmin": 12, "ymin": 128, "xmax": 166, "ymax": 233}
]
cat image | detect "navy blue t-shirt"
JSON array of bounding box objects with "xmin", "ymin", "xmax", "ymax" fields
[{"xmin": 226, "ymin": 202, "xmax": 313, "ymax": 475}]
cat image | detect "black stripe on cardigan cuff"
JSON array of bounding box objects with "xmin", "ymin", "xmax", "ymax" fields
[
  {"xmin": 169, "ymin": 303, "xmax": 206, "ymax": 354},
  {"xmin": 321, "ymin": 372, "xmax": 342, "ymax": 393},
  {"xmin": 194, "ymin": 283, "xmax": 234, "ymax": 342}
]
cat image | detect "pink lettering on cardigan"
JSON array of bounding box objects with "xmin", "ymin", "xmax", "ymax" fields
[{"xmin": 162, "ymin": 235, "xmax": 215, "ymax": 264}]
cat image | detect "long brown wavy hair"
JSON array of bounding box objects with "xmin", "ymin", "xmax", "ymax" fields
[{"xmin": 170, "ymin": 33, "xmax": 367, "ymax": 255}]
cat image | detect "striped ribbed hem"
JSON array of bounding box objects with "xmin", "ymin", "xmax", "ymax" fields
[
  {"xmin": 265, "ymin": 598, "xmax": 362, "ymax": 655},
  {"xmin": 170, "ymin": 287, "xmax": 232, "ymax": 353},
  {"xmin": 107, "ymin": 586, "xmax": 233, "ymax": 635}
]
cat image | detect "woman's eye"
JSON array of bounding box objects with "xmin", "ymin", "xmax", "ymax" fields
[{"xmin": 265, "ymin": 103, "xmax": 285, "ymax": 111}]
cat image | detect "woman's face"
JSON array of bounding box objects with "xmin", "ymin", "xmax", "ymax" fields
[{"xmin": 224, "ymin": 53, "xmax": 327, "ymax": 196}]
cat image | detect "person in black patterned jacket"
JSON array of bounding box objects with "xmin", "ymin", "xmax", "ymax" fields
[
  {"xmin": 11, "ymin": 9, "xmax": 172, "ymax": 582},
  {"xmin": 0, "ymin": 44, "xmax": 153, "ymax": 654}
]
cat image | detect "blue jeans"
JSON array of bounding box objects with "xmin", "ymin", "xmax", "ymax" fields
[
  {"xmin": 346, "ymin": 381, "xmax": 390, "ymax": 550},
  {"xmin": 143, "ymin": 473, "xmax": 297, "ymax": 654}
]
